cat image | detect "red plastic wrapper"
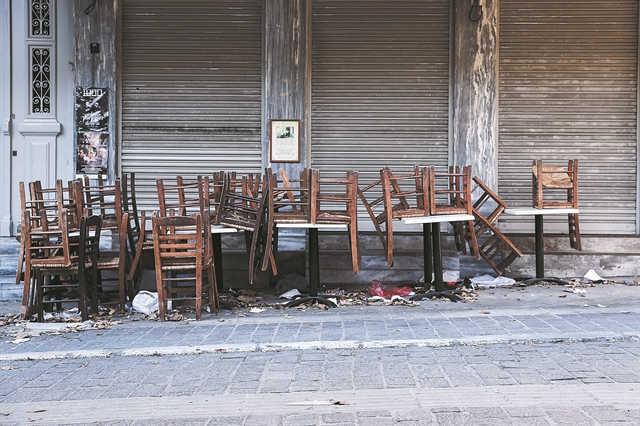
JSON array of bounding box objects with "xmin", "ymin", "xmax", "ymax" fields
[{"xmin": 368, "ymin": 280, "xmax": 414, "ymax": 298}]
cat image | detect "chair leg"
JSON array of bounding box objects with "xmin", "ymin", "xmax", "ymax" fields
[
  {"xmin": 568, "ymin": 213, "xmax": 582, "ymax": 251},
  {"xmin": 15, "ymin": 238, "xmax": 25, "ymax": 285},
  {"xmin": 348, "ymin": 221, "xmax": 361, "ymax": 274}
]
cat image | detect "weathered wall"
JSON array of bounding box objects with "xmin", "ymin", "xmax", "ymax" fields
[
  {"xmin": 262, "ymin": 0, "xmax": 309, "ymax": 177},
  {"xmin": 73, "ymin": 0, "xmax": 118, "ymax": 182},
  {"xmin": 452, "ymin": 0, "xmax": 498, "ymax": 190}
]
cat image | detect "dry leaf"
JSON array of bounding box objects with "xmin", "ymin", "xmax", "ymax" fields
[{"xmin": 480, "ymin": 310, "xmax": 491, "ymax": 314}]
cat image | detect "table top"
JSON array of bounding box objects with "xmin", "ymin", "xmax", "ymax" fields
[
  {"xmin": 401, "ymin": 214, "xmax": 474, "ymax": 225},
  {"xmin": 277, "ymin": 223, "xmax": 348, "ymax": 230},
  {"xmin": 504, "ymin": 207, "xmax": 579, "ymax": 216},
  {"xmin": 211, "ymin": 224, "xmax": 239, "ymax": 234}
]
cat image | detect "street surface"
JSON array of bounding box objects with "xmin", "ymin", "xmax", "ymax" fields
[{"xmin": 0, "ymin": 283, "xmax": 638, "ymax": 425}]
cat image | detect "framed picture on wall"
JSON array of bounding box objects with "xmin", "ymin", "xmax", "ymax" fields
[{"xmin": 270, "ymin": 119, "xmax": 301, "ymax": 163}]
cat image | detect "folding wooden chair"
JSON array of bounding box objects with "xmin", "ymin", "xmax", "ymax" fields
[
  {"xmin": 470, "ymin": 176, "xmax": 522, "ymax": 275},
  {"xmin": 151, "ymin": 212, "xmax": 216, "ymax": 320},
  {"xmin": 311, "ymin": 169, "xmax": 361, "ymax": 274},
  {"xmin": 532, "ymin": 159, "xmax": 581, "ymax": 250}
]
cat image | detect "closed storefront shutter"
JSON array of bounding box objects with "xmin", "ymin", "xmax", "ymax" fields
[
  {"xmin": 499, "ymin": 0, "xmax": 638, "ymax": 234},
  {"xmin": 121, "ymin": 0, "xmax": 263, "ymax": 211},
  {"xmin": 311, "ymin": 0, "xmax": 451, "ymax": 224}
]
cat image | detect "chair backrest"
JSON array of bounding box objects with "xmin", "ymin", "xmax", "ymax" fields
[
  {"xmin": 151, "ymin": 212, "xmax": 211, "ymax": 271},
  {"xmin": 428, "ymin": 165, "xmax": 473, "ymax": 216},
  {"xmin": 266, "ymin": 167, "xmax": 312, "ymax": 224},
  {"xmin": 79, "ymin": 176, "xmax": 123, "ymax": 231},
  {"xmin": 157, "ymin": 175, "xmax": 206, "ymax": 217},
  {"xmin": 218, "ymin": 173, "xmax": 268, "ymax": 231},
  {"xmin": 311, "ymin": 169, "xmax": 359, "ymax": 224},
  {"xmin": 24, "ymin": 208, "xmax": 73, "ymax": 269},
  {"xmin": 204, "ymin": 171, "xmax": 225, "ymax": 223},
  {"xmin": 381, "ymin": 165, "xmax": 430, "ymax": 219},
  {"xmin": 26, "ymin": 179, "xmax": 77, "ymax": 232}
]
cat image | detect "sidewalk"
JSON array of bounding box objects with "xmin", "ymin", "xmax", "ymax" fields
[{"xmin": 1, "ymin": 281, "xmax": 638, "ymax": 361}]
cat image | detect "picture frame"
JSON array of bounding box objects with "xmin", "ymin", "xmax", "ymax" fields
[{"xmin": 270, "ymin": 119, "xmax": 301, "ymax": 163}]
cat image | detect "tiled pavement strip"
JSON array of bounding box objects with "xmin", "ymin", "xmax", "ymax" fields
[{"xmin": 0, "ymin": 284, "xmax": 639, "ymax": 425}]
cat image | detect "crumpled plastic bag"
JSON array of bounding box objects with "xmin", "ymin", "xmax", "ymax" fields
[
  {"xmin": 132, "ymin": 291, "xmax": 159, "ymax": 314},
  {"xmin": 368, "ymin": 280, "xmax": 414, "ymax": 298},
  {"xmin": 470, "ymin": 274, "xmax": 516, "ymax": 289}
]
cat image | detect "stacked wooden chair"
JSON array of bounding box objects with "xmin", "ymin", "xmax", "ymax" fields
[
  {"xmin": 379, "ymin": 166, "xmax": 431, "ymax": 266},
  {"xmin": 310, "ymin": 169, "xmax": 361, "ymax": 274},
  {"xmin": 426, "ymin": 165, "xmax": 480, "ymax": 261},
  {"xmin": 19, "ymin": 179, "xmax": 103, "ymax": 320},
  {"xmin": 217, "ymin": 172, "xmax": 270, "ymax": 284},
  {"xmin": 532, "ymin": 159, "xmax": 581, "ymax": 250},
  {"xmin": 260, "ymin": 168, "xmax": 313, "ymax": 274},
  {"xmin": 75, "ymin": 176, "xmax": 133, "ymax": 310},
  {"xmin": 151, "ymin": 212, "xmax": 215, "ymax": 320}
]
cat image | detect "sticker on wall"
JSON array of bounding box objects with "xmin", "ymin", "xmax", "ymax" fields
[{"xmin": 75, "ymin": 87, "xmax": 109, "ymax": 177}]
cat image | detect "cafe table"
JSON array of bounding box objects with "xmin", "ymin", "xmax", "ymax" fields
[
  {"xmin": 275, "ymin": 223, "xmax": 349, "ymax": 308},
  {"xmin": 401, "ymin": 213, "xmax": 475, "ymax": 301},
  {"xmin": 503, "ymin": 207, "xmax": 579, "ymax": 285}
]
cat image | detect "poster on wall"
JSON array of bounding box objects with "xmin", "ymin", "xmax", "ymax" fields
[{"xmin": 75, "ymin": 87, "xmax": 109, "ymax": 177}]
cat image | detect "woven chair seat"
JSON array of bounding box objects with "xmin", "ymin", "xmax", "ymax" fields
[{"xmin": 532, "ymin": 165, "xmax": 573, "ymax": 188}]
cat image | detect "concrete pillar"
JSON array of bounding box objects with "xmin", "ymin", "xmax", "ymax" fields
[{"xmin": 452, "ymin": 0, "xmax": 498, "ymax": 190}]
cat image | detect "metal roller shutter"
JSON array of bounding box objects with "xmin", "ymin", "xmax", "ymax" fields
[
  {"xmin": 311, "ymin": 0, "xmax": 451, "ymax": 223},
  {"xmin": 121, "ymin": 0, "xmax": 263, "ymax": 211},
  {"xmin": 498, "ymin": 0, "xmax": 638, "ymax": 234}
]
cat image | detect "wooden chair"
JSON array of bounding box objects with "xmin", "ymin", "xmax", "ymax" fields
[
  {"xmin": 79, "ymin": 175, "xmax": 122, "ymax": 232},
  {"xmin": 217, "ymin": 173, "xmax": 270, "ymax": 284},
  {"xmin": 310, "ymin": 169, "xmax": 361, "ymax": 274},
  {"xmin": 357, "ymin": 174, "xmax": 388, "ymax": 257},
  {"xmin": 532, "ymin": 159, "xmax": 581, "ymax": 250},
  {"xmin": 157, "ymin": 175, "xmax": 206, "ymax": 218},
  {"xmin": 261, "ymin": 168, "xmax": 312, "ymax": 272},
  {"xmin": 470, "ymin": 177, "xmax": 522, "ymax": 275},
  {"xmin": 380, "ymin": 166, "xmax": 431, "ymax": 266},
  {"xmin": 151, "ymin": 212, "xmax": 216, "ymax": 320},
  {"xmin": 427, "ymin": 165, "xmax": 480, "ymax": 260},
  {"xmin": 94, "ymin": 212, "xmax": 132, "ymax": 310},
  {"xmin": 76, "ymin": 177, "xmax": 132, "ymax": 308},
  {"xmin": 205, "ymin": 171, "xmax": 226, "ymax": 224},
  {"xmin": 27, "ymin": 211, "xmax": 102, "ymax": 321},
  {"xmin": 123, "ymin": 173, "xmax": 155, "ymax": 299},
  {"xmin": 18, "ymin": 180, "xmax": 81, "ymax": 318},
  {"xmin": 16, "ymin": 180, "xmax": 81, "ymax": 285}
]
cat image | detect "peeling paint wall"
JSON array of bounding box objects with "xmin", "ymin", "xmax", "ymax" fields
[{"xmin": 452, "ymin": 0, "xmax": 498, "ymax": 190}]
